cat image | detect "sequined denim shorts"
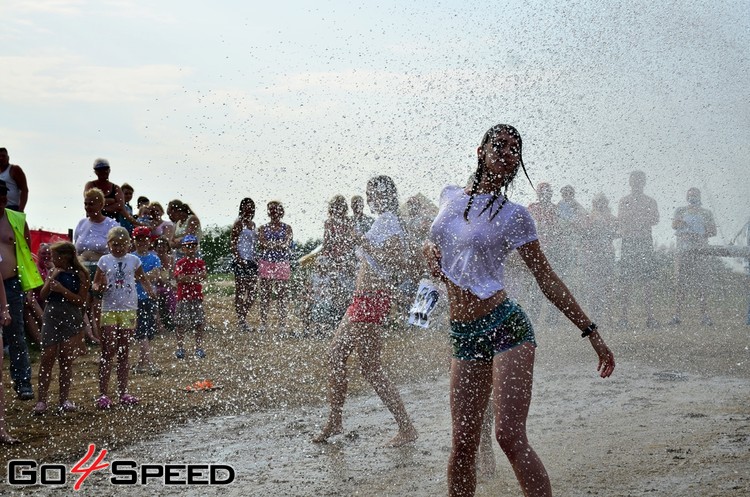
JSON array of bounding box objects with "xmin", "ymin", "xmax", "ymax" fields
[{"xmin": 450, "ymin": 299, "xmax": 536, "ymax": 362}]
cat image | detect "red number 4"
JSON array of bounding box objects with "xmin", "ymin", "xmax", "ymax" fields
[{"xmin": 70, "ymin": 444, "xmax": 109, "ymax": 490}]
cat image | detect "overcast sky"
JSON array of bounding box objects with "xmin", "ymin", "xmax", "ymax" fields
[{"xmin": 2, "ymin": 0, "xmax": 748, "ymax": 246}]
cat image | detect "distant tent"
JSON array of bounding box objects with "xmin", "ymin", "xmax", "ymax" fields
[{"xmin": 30, "ymin": 229, "xmax": 70, "ymax": 255}]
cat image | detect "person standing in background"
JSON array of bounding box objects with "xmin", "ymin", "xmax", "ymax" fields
[
  {"xmin": 617, "ymin": 170, "xmax": 660, "ymax": 329},
  {"xmin": 84, "ymin": 159, "xmax": 125, "ymax": 222},
  {"xmin": 322, "ymin": 195, "xmax": 357, "ymax": 320},
  {"xmin": 0, "ymin": 180, "xmax": 43, "ymax": 400},
  {"xmin": 257, "ymin": 201, "xmax": 293, "ymax": 334},
  {"xmin": 350, "ymin": 195, "xmax": 374, "ymax": 235},
  {"xmin": 555, "ymin": 185, "xmax": 587, "ymax": 287},
  {"xmin": 670, "ymin": 187, "xmax": 717, "ymax": 326},
  {"xmin": 582, "ymin": 194, "xmax": 619, "ymax": 325},
  {"xmin": 231, "ymin": 198, "xmax": 259, "ymax": 332},
  {"xmin": 527, "ymin": 182, "xmax": 561, "ymax": 322},
  {"xmin": 167, "ymin": 199, "xmax": 202, "ymax": 256},
  {"xmin": 119, "ymin": 183, "xmax": 138, "ymax": 234},
  {"xmin": 0, "ymin": 148, "xmax": 29, "ymax": 212}
]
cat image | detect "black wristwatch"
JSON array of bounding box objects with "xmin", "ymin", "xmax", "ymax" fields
[{"xmin": 581, "ymin": 322, "xmax": 598, "ymax": 338}]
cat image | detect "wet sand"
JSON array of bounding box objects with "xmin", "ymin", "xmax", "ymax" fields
[
  {"xmin": 93, "ymin": 364, "xmax": 750, "ymax": 497},
  {"xmin": 13, "ymin": 308, "xmax": 750, "ymax": 496}
]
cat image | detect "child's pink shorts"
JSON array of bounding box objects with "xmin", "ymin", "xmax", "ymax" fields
[{"xmin": 259, "ymin": 260, "xmax": 291, "ymax": 280}]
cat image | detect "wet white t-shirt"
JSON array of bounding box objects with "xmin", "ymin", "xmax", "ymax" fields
[
  {"xmin": 355, "ymin": 211, "xmax": 406, "ymax": 280},
  {"xmin": 430, "ymin": 185, "xmax": 538, "ymax": 299}
]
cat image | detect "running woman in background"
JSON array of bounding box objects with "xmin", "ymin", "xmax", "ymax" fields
[{"xmin": 313, "ymin": 175, "xmax": 418, "ymax": 448}]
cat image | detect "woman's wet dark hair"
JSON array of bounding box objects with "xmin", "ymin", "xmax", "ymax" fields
[
  {"xmin": 239, "ymin": 197, "xmax": 255, "ymax": 217},
  {"xmin": 464, "ymin": 124, "xmax": 533, "ymax": 222}
]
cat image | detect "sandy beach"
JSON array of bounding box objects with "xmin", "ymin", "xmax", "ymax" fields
[
  {"xmin": 77, "ymin": 360, "xmax": 750, "ymax": 497},
  {"xmin": 2, "ymin": 271, "xmax": 749, "ymax": 496}
]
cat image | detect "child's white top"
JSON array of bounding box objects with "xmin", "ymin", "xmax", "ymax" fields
[
  {"xmin": 430, "ymin": 185, "xmax": 538, "ymax": 299},
  {"xmin": 97, "ymin": 253, "xmax": 142, "ymax": 312}
]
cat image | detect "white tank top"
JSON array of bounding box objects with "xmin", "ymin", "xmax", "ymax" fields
[
  {"xmin": 237, "ymin": 227, "xmax": 258, "ymax": 261},
  {"xmin": 0, "ymin": 166, "xmax": 21, "ymax": 207}
]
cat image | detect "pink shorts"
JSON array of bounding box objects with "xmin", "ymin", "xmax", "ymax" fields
[
  {"xmin": 346, "ymin": 291, "xmax": 391, "ymax": 324},
  {"xmin": 259, "ymin": 260, "xmax": 291, "ymax": 280}
]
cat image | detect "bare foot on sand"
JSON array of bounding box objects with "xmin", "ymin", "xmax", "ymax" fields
[
  {"xmin": 312, "ymin": 423, "xmax": 343, "ymax": 443},
  {"xmin": 384, "ymin": 426, "xmax": 418, "ymax": 448},
  {"xmin": 0, "ymin": 430, "xmax": 20, "ymax": 445}
]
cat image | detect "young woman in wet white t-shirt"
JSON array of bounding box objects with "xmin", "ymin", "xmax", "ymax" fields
[{"xmin": 424, "ymin": 124, "xmax": 615, "ymax": 497}]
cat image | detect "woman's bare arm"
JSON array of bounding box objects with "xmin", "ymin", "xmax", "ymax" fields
[{"xmin": 517, "ymin": 240, "xmax": 615, "ymax": 378}]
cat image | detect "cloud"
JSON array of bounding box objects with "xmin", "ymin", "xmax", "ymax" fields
[
  {"xmin": 4, "ymin": 0, "xmax": 176, "ymax": 22},
  {"xmin": 0, "ymin": 55, "xmax": 190, "ymax": 103},
  {"xmin": 4, "ymin": 0, "xmax": 86, "ymax": 15}
]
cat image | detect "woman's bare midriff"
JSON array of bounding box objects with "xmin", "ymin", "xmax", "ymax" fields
[
  {"xmin": 443, "ymin": 279, "xmax": 508, "ymax": 323},
  {"xmin": 355, "ymin": 260, "xmax": 393, "ymax": 293}
]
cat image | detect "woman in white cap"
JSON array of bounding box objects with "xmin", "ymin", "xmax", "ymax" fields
[{"xmin": 84, "ymin": 158, "xmax": 125, "ymax": 222}]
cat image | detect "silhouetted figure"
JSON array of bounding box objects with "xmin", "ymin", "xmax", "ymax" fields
[
  {"xmin": 617, "ymin": 171, "xmax": 660, "ymax": 328},
  {"xmin": 581, "ymin": 195, "xmax": 619, "ymax": 325},
  {"xmin": 322, "ymin": 195, "xmax": 357, "ymax": 320},
  {"xmin": 527, "ymin": 182, "xmax": 561, "ymax": 322},
  {"xmin": 670, "ymin": 188, "xmax": 716, "ymax": 326},
  {"xmin": 556, "ymin": 185, "xmax": 586, "ymax": 287},
  {"xmin": 350, "ymin": 195, "xmax": 374, "ymax": 235}
]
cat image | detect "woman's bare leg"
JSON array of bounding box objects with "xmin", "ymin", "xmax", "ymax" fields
[
  {"xmin": 478, "ymin": 403, "xmax": 496, "ymax": 478},
  {"xmin": 258, "ymin": 279, "xmax": 271, "ymax": 330},
  {"xmin": 356, "ymin": 323, "xmax": 417, "ymax": 447},
  {"xmin": 312, "ymin": 317, "xmax": 358, "ymax": 442},
  {"xmin": 98, "ymin": 326, "xmax": 117, "ymax": 396},
  {"xmin": 493, "ymin": 343, "xmax": 551, "ymax": 497},
  {"xmin": 276, "ymin": 280, "xmax": 288, "ymax": 331},
  {"xmin": 36, "ymin": 344, "xmax": 59, "ymax": 404},
  {"xmin": 0, "ymin": 338, "xmax": 19, "ymax": 443},
  {"xmin": 58, "ymin": 340, "xmax": 76, "ymax": 405},
  {"xmin": 115, "ymin": 329, "xmax": 131, "ymax": 396},
  {"xmin": 448, "ymin": 358, "xmax": 492, "ymax": 497},
  {"xmin": 235, "ymin": 274, "xmax": 250, "ymax": 327}
]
